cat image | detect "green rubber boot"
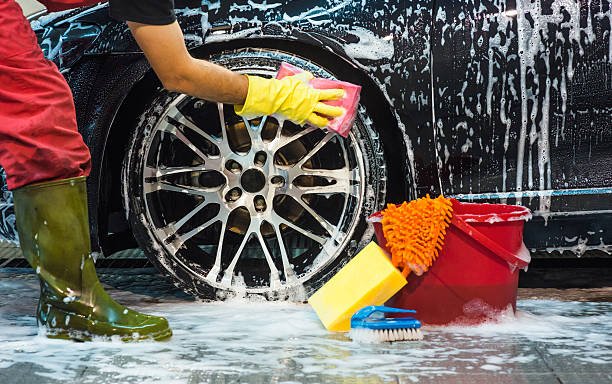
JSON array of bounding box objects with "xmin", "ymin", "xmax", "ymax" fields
[{"xmin": 13, "ymin": 177, "xmax": 172, "ymax": 341}]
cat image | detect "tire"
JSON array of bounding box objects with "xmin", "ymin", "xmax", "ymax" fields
[{"xmin": 122, "ymin": 48, "xmax": 388, "ymax": 300}]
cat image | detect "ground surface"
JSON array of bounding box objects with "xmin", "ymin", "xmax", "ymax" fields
[{"xmin": 0, "ymin": 268, "xmax": 610, "ymax": 384}]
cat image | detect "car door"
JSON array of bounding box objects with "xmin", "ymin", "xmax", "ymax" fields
[{"xmin": 431, "ymin": 0, "xmax": 612, "ymax": 253}]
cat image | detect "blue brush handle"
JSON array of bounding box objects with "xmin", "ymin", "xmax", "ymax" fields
[
  {"xmin": 351, "ymin": 306, "xmax": 421, "ymax": 330},
  {"xmin": 351, "ymin": 306, "xmax": 416, "ymax": 321}
]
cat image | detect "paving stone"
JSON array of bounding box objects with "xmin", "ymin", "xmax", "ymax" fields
[
  {"xmin": 0, "ymin": 363, "xmax": 62, "ymax": 384},
  {"xmin": 555, "ymin": 372, "xmax": 612, "ymax": 384}
]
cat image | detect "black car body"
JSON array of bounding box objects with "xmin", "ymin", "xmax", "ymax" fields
[{"xmin": 0, "ymin": 0, "xmax": 610, "ymax": 297}]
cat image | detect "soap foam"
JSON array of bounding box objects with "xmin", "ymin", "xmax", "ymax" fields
[{"xmin": 0, "ymin": 271, "xmax": 609, "ymax": 382}]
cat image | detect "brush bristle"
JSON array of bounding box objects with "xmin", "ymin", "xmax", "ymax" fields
[{"xmin": 350, "ymin": 328, "xmax": 424, "ymax": 343}]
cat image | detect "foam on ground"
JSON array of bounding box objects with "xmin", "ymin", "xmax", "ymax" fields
[{"xmin": 0, "ymin": 271, "xmax": 609, "ymax": 383}]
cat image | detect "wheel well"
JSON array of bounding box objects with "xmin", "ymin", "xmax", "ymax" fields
[{"xmin": 99, "ymin": 38, "xmax": 410, "ymax": 255}]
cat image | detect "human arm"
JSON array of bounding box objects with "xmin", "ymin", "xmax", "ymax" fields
[
  {"xmin": 127, "ymin": 21, "xmax": 248, "ymax": 104},
  {"xmin": 127, "ymin": 21, "xmax": 344, "ymax": 127}
]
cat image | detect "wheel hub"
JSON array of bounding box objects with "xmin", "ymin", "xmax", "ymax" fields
[{"xmin": 241, "ymin": 168, "xmax": 266, "ymax": 193}]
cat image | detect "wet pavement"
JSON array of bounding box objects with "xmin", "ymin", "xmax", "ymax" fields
[{"xmin": 0, "ymin": 268, "xmax": 610, "ymax": 384}]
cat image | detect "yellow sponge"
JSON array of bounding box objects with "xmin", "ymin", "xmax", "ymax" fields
[{"xmin": 308, "ymin": 242, "xmax": 407, "ymax": 332}]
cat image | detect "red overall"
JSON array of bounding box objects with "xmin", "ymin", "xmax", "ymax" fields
[{"xmin": 0, "ymin": 0, "xmax": 100, "ymax": 190}]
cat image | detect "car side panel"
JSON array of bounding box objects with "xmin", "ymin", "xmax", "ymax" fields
[
  {"xmin": 431, "ymin": 0, "xmax": 612, "ymax": 253},
  {"xmin": 432, "ymin": 0, "xmax": 611, "ymax": 202}
]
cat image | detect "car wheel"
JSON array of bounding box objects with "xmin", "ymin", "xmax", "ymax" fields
[{"xmin": 122, "ymin": 48, "xmax": 388, "ymax": 300}]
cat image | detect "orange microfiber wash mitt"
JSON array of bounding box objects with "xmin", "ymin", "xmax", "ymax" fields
[{"xmin": 381, "ymin": 195, "xmax": 454, "ymax": 277}]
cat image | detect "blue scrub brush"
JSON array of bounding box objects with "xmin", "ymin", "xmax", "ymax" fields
[{"xmin": 349, "ymin": 306, "xmax": 423, "ymax": 343}]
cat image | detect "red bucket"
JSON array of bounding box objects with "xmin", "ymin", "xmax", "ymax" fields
[{"xmin": 370, "ymin": 199, "xmax": 532, "ymax": 325}]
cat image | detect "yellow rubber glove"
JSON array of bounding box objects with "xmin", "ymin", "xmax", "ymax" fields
[{"xmin": 234, "ymin": 72, "xmax": 345, "ymax": 128}]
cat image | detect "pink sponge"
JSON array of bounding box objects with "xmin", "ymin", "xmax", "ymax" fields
[{"xmin": 276, "ymin": 62, "xmax": 361, "ymax": 138}]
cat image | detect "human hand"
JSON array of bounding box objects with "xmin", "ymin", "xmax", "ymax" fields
[{"xmin": 234, "ymin": 72, "xmax": 345, "ymax": 127}]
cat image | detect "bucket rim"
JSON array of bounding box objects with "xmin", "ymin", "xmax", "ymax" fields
[
  {"xmin": 367, "ymin": 201, "xmax": 532, "ymax": 224},
  {"xmin": 454, "ymin": 201, "xmax": 532, "ymax": 223}
]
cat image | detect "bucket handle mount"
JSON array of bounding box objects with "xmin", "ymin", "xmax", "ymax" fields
[{"xmin": 451, "ymin": 216, "xmax": 531, "ymax": 269}]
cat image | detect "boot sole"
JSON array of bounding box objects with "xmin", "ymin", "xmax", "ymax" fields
[
  {"xmin": 45, "ymin": 327, "xmax": 173, "ymax": 342},
  {"xmin": 40, "ymin": 304, "xmax": 173, "ymax": 342}
]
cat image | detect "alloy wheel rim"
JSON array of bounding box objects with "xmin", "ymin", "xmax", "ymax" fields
[{"xmin": 141, "ymin": 89, "xmax": 365, "ymax": 294}]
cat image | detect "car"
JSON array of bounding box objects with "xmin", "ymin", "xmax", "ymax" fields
[{"xmin": 0, "ymin": 0, "xmax": 610, "ymax": 299}]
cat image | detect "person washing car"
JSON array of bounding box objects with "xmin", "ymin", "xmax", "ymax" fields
[{"xmin": 0, "ymin": 0, "xmax": 344, "ymax": 341}]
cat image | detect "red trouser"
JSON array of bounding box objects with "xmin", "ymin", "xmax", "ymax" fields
[{"xmin": 0, "ymin": 0, "xmax": 92, "ymax": 190}]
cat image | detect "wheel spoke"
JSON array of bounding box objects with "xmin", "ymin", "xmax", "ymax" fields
[
  {"xmin": 270, "ymin": 211, "xmax": 327, "ymax": 244},
  {"xmin": 144, "ymin": 180, "xmax": 217, "ymax": 197},
  {"xmin": 158, "ymin": 122, "xmax": 211, "ymax": 163},
  {"xmin": 272, "ymin": 223, "xmax": 297, "ymax": 282},
  {"xmin": 255, "ymin": 230, "xmax": 281, "ymax": 289},
  {"xmin": 242, "ymin": 116, "xmax": 268, "ymax": 146},
  {"xmin": 256, "ymin": 116, "xmax": 268, "ymax": 131},
  {"xmin": 287, "ymin": 193, "xmax": 337, "ymax": 236},
  {"xmin": 271, "ymin": 125, "xmax": 318, "ymax": 151},
  {"xmin": 206, "ymin": 219, "xmax": 227, "ymax": 282},
  {"xmin": 216, "ymin": 103, "xmax": 233, "ymax": 152},
  {"xmin": 294, "ymin": 131, "xmax": 335, "ymax": 169},
  {"xmin": 144, "ymin": 165, "xmax": 210, "ymax": 178},
  {"xmin": 274, "ymin": 119, "xmax": 284, "ymax": 141},
  {"xmin": 168, "ymin": 201, "xmax": 207, "ymax": 235},
  {"xmin": 221, "ymin": 220, "xmax": 257, "ymax": 286},
  {"xmin": 167, "ymin": 105, "xmax": 221, "ymax": 145},
  {"xmin": 289, "ymin": 167, "xmax": 360, "ymax": 198},
  {"xmin": 296, "ymin": 182, "xmax": 350, "ymax": 196},
  {"xmin": 168, "ymin": 205, "xmax": 226, "ymax": 252},
  {"xmin": 294, "ymin": 168, "xmax": 352, "ymax": 179}
]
